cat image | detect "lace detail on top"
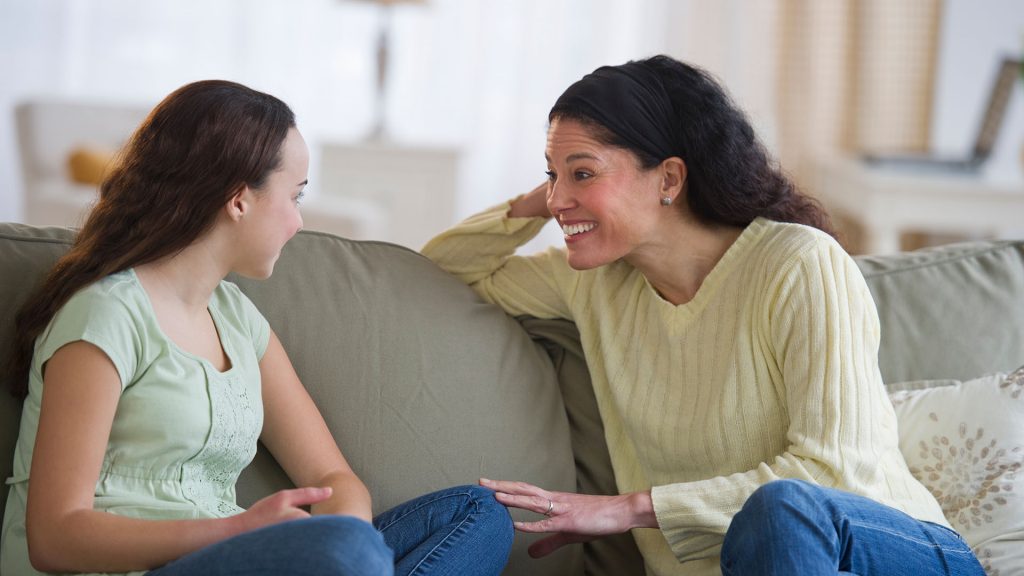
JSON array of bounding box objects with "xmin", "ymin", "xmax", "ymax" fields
[{"xmin": 181, "ymin": 368, "xmax": 260, "ymax": 516}]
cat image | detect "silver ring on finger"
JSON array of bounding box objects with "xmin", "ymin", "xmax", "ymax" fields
[{"xmin": 544, "ymin": 498, "xmax": 554, "ymax": 516}]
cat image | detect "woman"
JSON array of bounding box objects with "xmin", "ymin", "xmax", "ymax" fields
[
  {"xmin": 2, "ymin": 80, "xmax": 512, "ymax": 576},
  {"xmin": 422, "ymin": 56, "xmax": 983, "ymax": 575}
]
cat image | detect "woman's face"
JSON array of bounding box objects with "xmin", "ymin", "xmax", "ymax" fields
[
  {"xmin": 545, "ymin": 117, "xmax": 668, "ymax": 270},
  {"xmin": 237, "ymin": 127, "xmax": 308, "ymax": 278}
]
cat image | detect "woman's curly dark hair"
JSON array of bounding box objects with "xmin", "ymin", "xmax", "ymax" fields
[{"xmin": 550, "ymin": 55, "xmax": 834, "ymax": 236}]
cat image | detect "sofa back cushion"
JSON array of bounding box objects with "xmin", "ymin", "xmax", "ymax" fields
[
  {"xmin": 0, "ymin": 224, "xmax": 74, "ymax": 522},
  {"xmin": 229, "ymin": 231, "xmax": 580, "ymax": 575},
  {"xmin": 0, "ymin": 225, "xmax": 580, "ymax": 576},
  {"xmin": 857, "ymin": 240, "xmax": 1024, "ymax": 383}
]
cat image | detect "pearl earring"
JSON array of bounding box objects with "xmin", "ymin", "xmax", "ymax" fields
[{"xmin": 660, "ymin": 196, "xmax": 673, "ymax": 206}]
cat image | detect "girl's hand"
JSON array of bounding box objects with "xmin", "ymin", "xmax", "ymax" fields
[
  {"xmin": 236, "ymin": 487, "xmax": 334, "ymax": 533},
  {"xmin": 479, "ymin": 478, "xmax": 656, "ymax": 558}
]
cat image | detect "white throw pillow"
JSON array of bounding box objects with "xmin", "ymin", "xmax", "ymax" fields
[{"xmin": 889, "ymin": 366, "xmax": 1024, "ymax": 575}]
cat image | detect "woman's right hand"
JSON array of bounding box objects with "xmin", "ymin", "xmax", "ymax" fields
[
  {"xmin": 235, "ymin": 487, "xmax": 334, "ymax": 533},
  {"xmin": 508, "ymin": 182, "xmax": 551, "ymax": 219},
  {"xmin": 480, "ymin": 478, "xmax": 656, "ymax": 558}
]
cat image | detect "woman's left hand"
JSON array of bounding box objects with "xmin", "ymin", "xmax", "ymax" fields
[{"xmin": 479, "ymin": 478, "xmax": 656, "ymax": 558}]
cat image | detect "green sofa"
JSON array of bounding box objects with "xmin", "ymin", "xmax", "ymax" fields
[{"xmin": 2, "ymin": 222, "xmax": 1022, "ymax": 575}]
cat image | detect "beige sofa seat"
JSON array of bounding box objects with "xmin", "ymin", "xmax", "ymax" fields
[{"xmin": 1, "ymin": 222, "xmax": 1022, "ymax": 575}]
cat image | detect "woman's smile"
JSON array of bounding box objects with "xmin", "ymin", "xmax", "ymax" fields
[{"xmin": 560, "ymin": 220, "xmax": 597, "ymax": 242}]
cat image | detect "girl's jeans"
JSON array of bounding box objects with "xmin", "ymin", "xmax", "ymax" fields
[
  {"xmin": 147, "ymin": 484, "xmax": 512, "ymax": 576},
  {"xmin": 721, "ymin": 479, "xmax": 985, "ymax": 576}
]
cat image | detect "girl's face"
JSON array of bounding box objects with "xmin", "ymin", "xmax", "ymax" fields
[
  {"xmin": 544, "ymin": 117, "xmax": 669, "ymax": 270},
  {"xmin": 236, "ymin": 127, "xmax": 308, "ymax": 278}
]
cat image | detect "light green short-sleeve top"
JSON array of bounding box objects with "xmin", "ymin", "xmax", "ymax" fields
[{"xmin": 2, "ymin": 269, "xmax": 270, "ymax": 576}]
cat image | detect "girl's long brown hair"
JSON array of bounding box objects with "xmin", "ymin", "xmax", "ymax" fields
[{"xmin": 8, "ymin": 80, "xmax": 295, "ymax": 397}]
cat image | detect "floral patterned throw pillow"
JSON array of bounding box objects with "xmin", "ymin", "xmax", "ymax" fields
[{"xmin": 889, "ymin": 366, "xmax": 1024, "ymax": 576}]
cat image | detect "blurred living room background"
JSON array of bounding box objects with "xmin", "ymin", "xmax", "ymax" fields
[{"xmin": 1, "ymin": 0, "xmax": 1022, "ymax": 254}]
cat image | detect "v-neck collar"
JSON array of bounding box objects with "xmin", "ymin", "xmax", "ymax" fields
[{"xmin": 640, "ymin": 217, "xmax": 770, "ymax": 320}]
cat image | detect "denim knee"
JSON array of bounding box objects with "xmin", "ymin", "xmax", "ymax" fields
[
  {"xmin": 460, "ymin": 484, "xmax": 514, "ymax": 547},
  {"xmin": 295, "ymin": 515, "xmax": 395, "ymax": 576},
  {"xmin": 463, "ymin": 485, "xmax": 512, "ymax": 521},
  {"xmin": 723, "ymin": 480, "xmax": 820, "ymax": 560},
  {"xmin": 459, "ymin": 484, "xmax": 504, "ymax": 512},
  {"xmin": 740, "ymin": 478, "xmax": 823, "ymax": 524},
  {"xmin": 746, "ymin": 479, "xmax": 817, "ymax": 510}
]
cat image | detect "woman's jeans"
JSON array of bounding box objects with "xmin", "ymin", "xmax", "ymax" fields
[
  {"xmin": 147, "ymin": 484, "xmax": 513, "ymax": 576},
  {"xmin": 720, "ymin": 479, "xmax": 985, "ymax": 576}
]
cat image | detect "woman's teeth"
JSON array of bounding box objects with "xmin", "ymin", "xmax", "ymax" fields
[{"xmin": 562, "ymin": 222, "xmax": 595, "ymax": 236}]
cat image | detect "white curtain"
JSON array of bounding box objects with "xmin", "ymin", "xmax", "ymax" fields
[{"xmin": 0, "ymin": 0, "xmax": 781, "ymax": 245}]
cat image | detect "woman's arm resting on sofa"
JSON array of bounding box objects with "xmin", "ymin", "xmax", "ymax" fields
[{"xmin": 421, "ymin": 186, "xmax": 572, "ymax": 320}]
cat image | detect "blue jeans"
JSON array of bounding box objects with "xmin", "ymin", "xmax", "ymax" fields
[
  {"xmin": 147, "ymin": 485, "xmax": 512, "ymax": 576},
  {"xmin": 721, "ymin": 479, "xmax": 985, "ymax": 576}
]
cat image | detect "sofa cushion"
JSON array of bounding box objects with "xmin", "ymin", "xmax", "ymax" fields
[
  {"xmin": 0, "ymin": 225, "xmax": 580, "ymax": 576},
  {"xmin": 228, "ymin": 231, "xmax": 580, "ymax": 575},
  {"xmin": 0, "ymin": 223, "xmax": 74, "ymax": 521},
  {"xmin": 857, "ymin": 240, "xmax": 1024, "ymax": 384},
  {"xmin": 888, "ymin": 366, "xmax": 1024, "ymax": 574}
]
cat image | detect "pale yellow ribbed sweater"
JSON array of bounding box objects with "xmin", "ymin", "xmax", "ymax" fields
[{"xmin": 422, "ymin": 202, "xmax": 948, "ymax": 576}]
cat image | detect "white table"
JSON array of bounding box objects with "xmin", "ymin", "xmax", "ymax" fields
[{"xmin": 812, "ymin": 156, "xmax": 1024, "ymax": 254}]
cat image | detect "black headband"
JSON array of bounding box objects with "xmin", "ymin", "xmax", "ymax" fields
[{"xmin": 552, "ymin": 61, "xmax": 677, "ymax": 161}]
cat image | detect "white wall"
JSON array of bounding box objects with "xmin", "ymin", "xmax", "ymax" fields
[
  {"xmin": 0, "ymin": 0, "xmax": 381, "ymax": 223},
  {"xmin": 931, "ymin": 0, "xmax": 1024, "ymax": 181},
  {"xmin": 0, "ymin": 0, "xmax": 784, "ymax": 241}
]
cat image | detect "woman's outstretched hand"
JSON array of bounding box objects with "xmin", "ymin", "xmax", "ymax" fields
[{"xmin": 479, "ymin": 478, "xmax": 656, "ymax": 558}]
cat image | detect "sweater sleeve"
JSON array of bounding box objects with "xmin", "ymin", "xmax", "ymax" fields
[
  {"xmin": 421, "ymin": 200, "xmax": 574, "ymax": 319},
  {"xmin": 651, "ymin": 239, "xmax": 894, "ymax": 561}
]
